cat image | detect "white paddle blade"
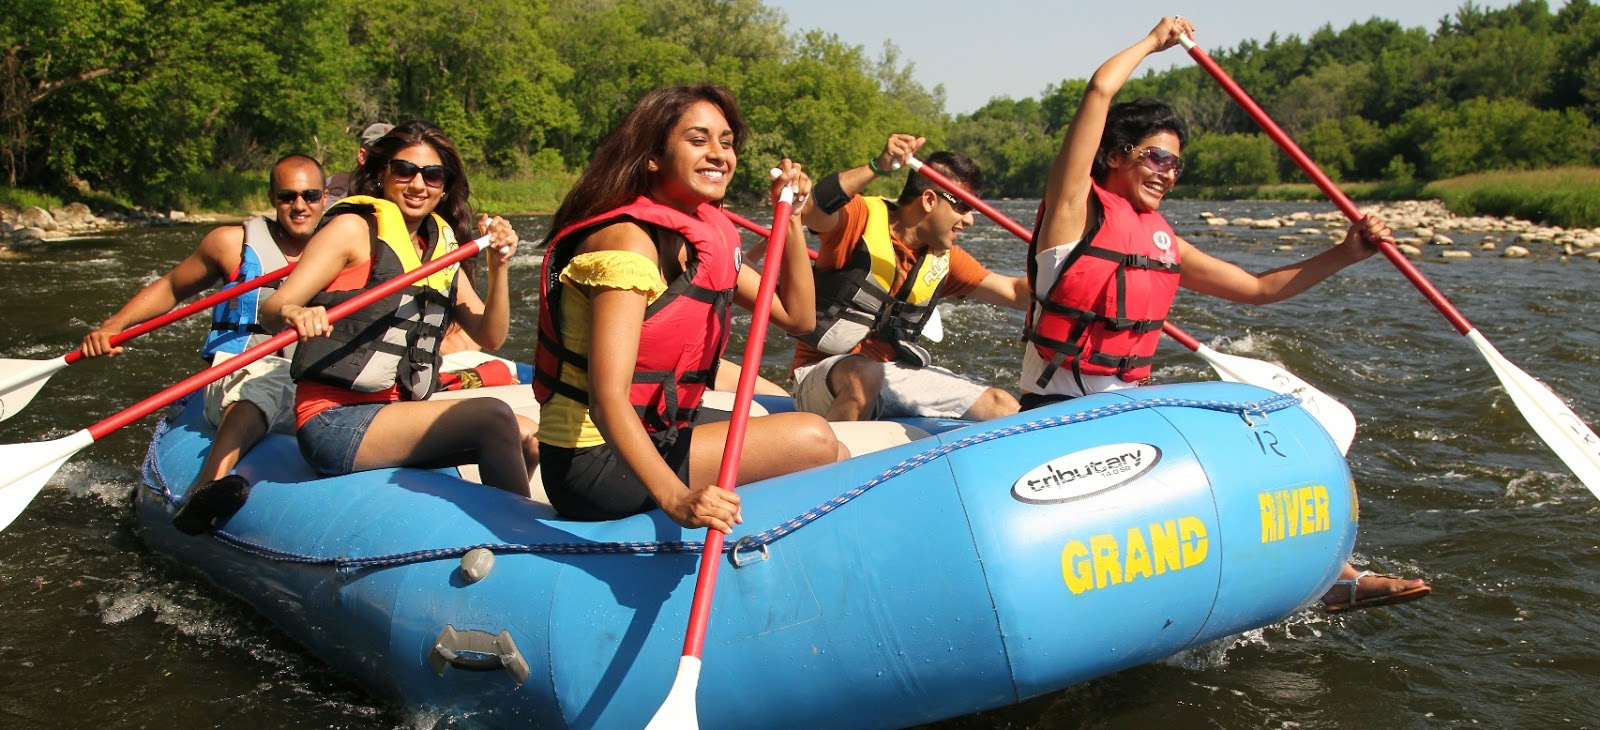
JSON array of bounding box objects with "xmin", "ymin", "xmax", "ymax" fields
[
  {"xmin": 1468, "ymin": 330, "xmax": 1600, "ymax": 497},
  {"xmin": 923, "ymin": 306, "xmax": 945, "ymax": 343},
  {"xmin": 1190, "ymin": 343, "xmax": 1357, "ymax": 454},
  {"xmin": 0, "ymin": 429, "xmax": 93, "ymax": 531},
  {"xmin": 644, "ymin": 655, "xmax": 702, "ymax": 730},
  {"xmin": 0, "ymin": 356, "xmax": 69, "ymax": 422}
]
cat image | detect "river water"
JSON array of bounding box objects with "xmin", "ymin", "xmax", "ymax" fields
[{"xmin": 1, "ymin": 199, "xmax": 1597, "ymax": 729}]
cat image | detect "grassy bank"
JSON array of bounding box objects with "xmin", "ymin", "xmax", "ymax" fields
[
  {"xmin": 1420, "ymin": 167, "xmax": 1600, "ymax": 228},
  {"xmin": 470, "ymin": 171, "xmax": 577, "ymax": 215},
  {"xmin": 1172, "ymin": 167, "xmax": 1600, "ymax": 228}
]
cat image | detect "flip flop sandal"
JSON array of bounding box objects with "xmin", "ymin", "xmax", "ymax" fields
[
  {"xmin": 1324, "ymin": 570, "xmax": 1432, "ymax": 614},
  {"xmin": 172, "ymin": 475, "xmax": 252, "ymax": 536}
]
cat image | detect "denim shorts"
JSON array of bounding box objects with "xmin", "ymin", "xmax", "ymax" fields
[{"xmin": 297, "ymin": 403, "xmax": 386, "ymax": 476}]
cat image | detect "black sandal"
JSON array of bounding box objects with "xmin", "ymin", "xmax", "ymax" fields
[{"xmin": 172, "ymin": 475, "xmax": 252, "ymax": 535}]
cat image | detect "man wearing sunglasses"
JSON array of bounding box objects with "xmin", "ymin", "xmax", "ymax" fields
[
  {"xmin": 81, "ymin": 153, "xmax": 327, "ymax": 534},
  {"xmin": 789, "ymin": 134, "xmax": 1032, "ymax": 423}
]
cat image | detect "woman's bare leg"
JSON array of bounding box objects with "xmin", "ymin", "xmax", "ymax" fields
[
  {"xmin": 688, "ymin": 411, "xmax": 847, "ymax": 489},
  {"xmin": 352, "ymin": 398, "xmax": 532, "ymax": 497}
]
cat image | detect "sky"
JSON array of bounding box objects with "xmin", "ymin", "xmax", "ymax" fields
[{"xmin": 766, "ymin": 0, "xmax": 1564, "ymax": 115}]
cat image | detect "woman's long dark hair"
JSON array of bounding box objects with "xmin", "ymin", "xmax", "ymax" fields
[
  {"xmin": 1093, "ymin": 99, "xmax": 1189, "ymax": 183},
  {"xmin": 349, "ymin": 119, "xmax": 475, "ymax": 243},
  {"xmin": 543, "ymin": 85, "xmax": 750, "ymax": 245}
]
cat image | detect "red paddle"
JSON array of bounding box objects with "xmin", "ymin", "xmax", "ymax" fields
[
  {"xmin": 645, "ymin": 183, "xmax": 797, "ymax": 729},
  {"xmin": 0, "ymin": 263, "xmax": 296, "ymax": 422},
  {"xmin": 1180, "ymin": 34, "xmax": 1600, "ymax": 493},
  {"xmin": 0, "ymin": 235, "xmax": 490, "ymax": 531}
]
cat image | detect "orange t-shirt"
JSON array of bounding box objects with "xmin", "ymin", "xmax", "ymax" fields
[
  {"xmin": 293, "ymin": 259, "xmax": 402, "ymax": 429},
  {"xmin": 790, "ymin": 196, "xmax": 992, "ymax": 370}
]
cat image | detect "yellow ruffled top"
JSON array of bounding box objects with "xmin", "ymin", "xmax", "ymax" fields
[{"xmin": 539, "ymin": 250, "xmax": 669, "ymax": 448}]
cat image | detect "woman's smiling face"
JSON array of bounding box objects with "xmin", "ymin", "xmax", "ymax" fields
[
  {"xmin": 649, "ymin": 100, "xmax": 737, "ymax": 213},
  {"xmin": 1107, "ymin": 130, "xmax": 1183, "ymax": 213},
  {"xmin": 381, "ymin": 143, "xmax": 446, "ymax": 225}
]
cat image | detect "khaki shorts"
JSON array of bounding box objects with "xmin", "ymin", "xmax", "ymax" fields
[
  {"xmin": 792, "ymin": 354, "xmax": 988, "ymax": 420},
  {"xmin": 202, "ymin": 354, "xmax": 295, "ymax": 434}
]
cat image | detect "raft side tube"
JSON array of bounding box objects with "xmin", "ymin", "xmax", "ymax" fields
[{"xmin": 949, "ymin": 382, "xmax": 1355, "ymax": 699}]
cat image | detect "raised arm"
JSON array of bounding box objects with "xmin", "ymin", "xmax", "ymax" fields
[
  {"xmin": 81, "ymin": 226, "xmax": 237, "ymax": 357},
  {"xmin": 800, "ymin": 133, "xmax": 925, "ymax": 235},
  {"xmin": 1180, "ymin": 216, "xmax": 1392, "ymax": 304},
  {"xmin": 451, "ymin": 215, "xmax": 519, "ymax": 350},
  {"xmin": 1037, "ymin": 16, "xmax": 1194, "ymax": 250},
  {"xmin": 736, "ymin": 159, "xmax": 817, "ymax": 335}
]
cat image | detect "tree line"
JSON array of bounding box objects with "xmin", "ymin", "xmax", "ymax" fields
[
  {"xmin": 953, "ymin": 0, "xmax": 1600, "ymax": 196},
  {"xmin": 4, "ymin": 0, "xmax": 1597, "ymax": 209}
]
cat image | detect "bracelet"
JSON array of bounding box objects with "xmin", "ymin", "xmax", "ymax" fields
[{"xmin": 867, "ymin": 157, "xmax": 891, "ymax": 176}]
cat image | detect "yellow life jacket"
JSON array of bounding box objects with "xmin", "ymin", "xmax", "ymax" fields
[
  {"xmin": 799, "ymin": 196, "xmax": 949, "ymax": 354},
  {"xmin": 288, "ymin": 195, "xmax": 460, "ymax": 399}
]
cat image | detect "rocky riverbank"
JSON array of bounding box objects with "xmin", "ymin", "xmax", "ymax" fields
[
  {"xmin": 0, "ymin": 203, "xmax": 231, "ymax": 254},
  {"xmin": 1198, "ymin": 199, "xmax": 1600, "ymax": 261}
]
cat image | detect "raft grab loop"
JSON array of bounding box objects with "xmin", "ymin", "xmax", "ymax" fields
[
  {"xmin": 730, "ymin": 537, "xmax": 770, "ymax": 567},
  {"xmin": 143, "ymin": 394, "xmax": 1303, "ymax": 572},
  {"xmin": 429, "ymin": 626, "xmax": 531, "ymax": 685}
]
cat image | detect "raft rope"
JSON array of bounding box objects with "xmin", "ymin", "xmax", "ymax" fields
[{"xmin": 142, "ymin": 393, "xmax": 1301, "ymax": 572}]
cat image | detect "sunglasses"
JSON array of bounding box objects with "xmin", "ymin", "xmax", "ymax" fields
[
  {"xmin": 1125, "ymin": 145, "xmax": 1184, "ymax": 178},
  {"xmin": 387, "ymin": 159, "xmax": 450, "ymax": 188},
  {"xmin": 274, "ymin": 189, "xmax": 325, "ymax": 204},
  {"xmin": 935, "ymin": 189, "xmax": 973, "ymax": 215}
]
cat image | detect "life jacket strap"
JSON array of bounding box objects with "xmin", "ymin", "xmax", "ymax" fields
[{"xmin": 1083, "ymin": 246, "xmax": 1182, "ymax": 273}]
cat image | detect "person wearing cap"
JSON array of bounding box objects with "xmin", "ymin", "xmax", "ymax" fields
[
  {"xmin": 80, "ymin": 154, "xmax": 328, "ymax": 534},
  {"xmin": 325, "ymin": 123, "xmax": 395, "ymax": 206}
]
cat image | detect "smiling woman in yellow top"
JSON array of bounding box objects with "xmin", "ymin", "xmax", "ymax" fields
[{"xmin": 533, "ymin": 84, "xmax": 848, "ymax": 532}]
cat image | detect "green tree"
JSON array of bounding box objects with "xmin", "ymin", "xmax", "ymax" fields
[
  {"xmin": 1393, "ymin": 97, "xmax": 1597, "ymax": 178},
  {"xmin": 946, "ymin": 96, "xmax": 1057, "ymax": 197},
  {"xmin": 1186, "ymin": 133, "xmax": 1280, "ymax": 186}
]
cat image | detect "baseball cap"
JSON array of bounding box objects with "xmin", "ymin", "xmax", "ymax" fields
[{"xmin": 359, "ymin": 123, "xmax": 395, "ymax": 148}]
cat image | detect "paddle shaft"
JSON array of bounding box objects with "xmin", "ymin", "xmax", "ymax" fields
[
  {"xmin": 678, "ymin": 192, "xmax": 795, "ymax": 661},
  {"xmin": 907, "ymin": 157, "xmax": 1207, "ymax": 350},
  {"xmin": 63, "ymin": 262, "xmax": 297, "ymax": 365},
  {"xmin": 82, "ymin": 237, "xmax": 485, "ymax": 442},
  {"xmin": 1179, "ymin": 38, "xmax": 1472, "ymax": 334},
  {"xmin": 722, "ymin": 208, "xmax": 818, "ymax": 262}
]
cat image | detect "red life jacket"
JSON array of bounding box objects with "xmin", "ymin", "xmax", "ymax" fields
[
  {"xmin": 1024, "ymin": 182, "xmax": 1182, "ymax": 389},
  {"xmin": 533, "ymin": 196, "xmax": 741, "ymax": 441}
]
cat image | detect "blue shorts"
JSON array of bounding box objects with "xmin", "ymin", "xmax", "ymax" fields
[{"xmin": 297, "ymin": 403, "xmax": 386, "ymax": 476}]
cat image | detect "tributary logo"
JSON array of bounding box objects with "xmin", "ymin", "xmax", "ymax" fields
[{"xmin": 1011, "ymin": 443, "xmax": 1161, "ymax": 504}]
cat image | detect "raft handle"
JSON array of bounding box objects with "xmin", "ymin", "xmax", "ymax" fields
[
  {"xmin": 730, "ymin": 537, "xmax": 769, "ymax": 567},
  {"xmin": 428, "ymin": 626, "xmax": 530, "ymax": 685}
]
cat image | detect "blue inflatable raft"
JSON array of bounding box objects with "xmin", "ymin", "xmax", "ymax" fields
[{"xmin": 135, "ymin": 381, "xmax": 1356, "ymax": 728}]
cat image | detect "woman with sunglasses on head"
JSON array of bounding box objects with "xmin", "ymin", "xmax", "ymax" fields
[
  {"xmin": 534, "ymin": 84, "xmax": 847, "ymax": 532},
  {"xmin": 1025, "ymin": 17, "xmax": 1427, "ymax": 614},
  {"xmin": 263, "ymin": 120, "xmax": 540, "ymax": 498}
]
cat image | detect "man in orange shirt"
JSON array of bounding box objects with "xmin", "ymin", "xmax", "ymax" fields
[{"xmin": 791, "ymin": 135, "xmax": 1031, "ymax": 421}]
